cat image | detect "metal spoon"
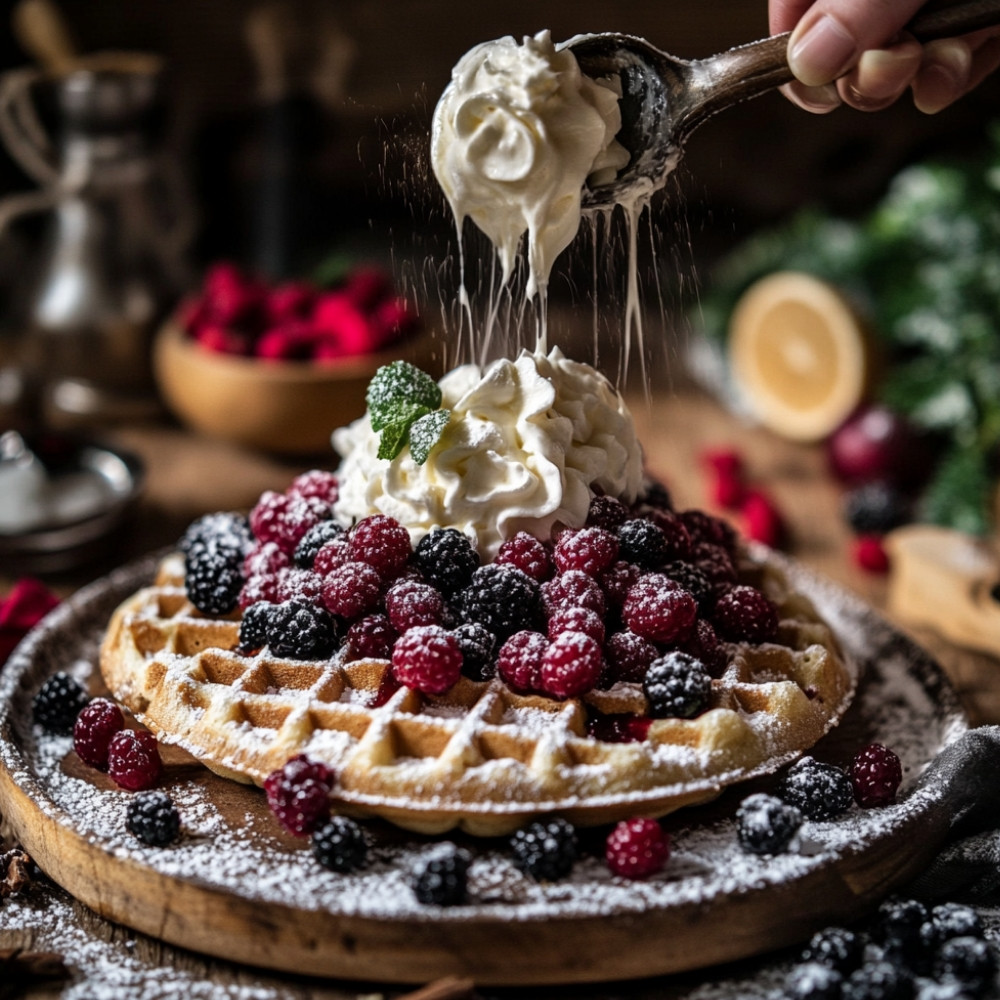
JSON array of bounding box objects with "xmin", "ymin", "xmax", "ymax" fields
[{"xmin": 568, "ymin": 0, "xmax": 1000, "ymax": 209}]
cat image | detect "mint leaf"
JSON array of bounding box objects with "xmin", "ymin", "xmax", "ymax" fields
[
  {"xmin": 376, "ymin": 419, "xmax": 412, "ymax": 461},
  {"xmin": 409, "ymin": 409, "xmax": 450, "ymax": 465},
  {"xmin": 367, "ymin": 361, "xmax": 441, "ymax": 431}
]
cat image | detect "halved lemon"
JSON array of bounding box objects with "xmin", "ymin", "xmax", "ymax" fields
[{"xmin": 727, "ymin": 271, "xmax": 874, "ymax": 442}]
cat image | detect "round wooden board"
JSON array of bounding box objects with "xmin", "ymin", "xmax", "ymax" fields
[{"xmin": 0, "ymin": 555, "xmax": 969, "ymax": 986}]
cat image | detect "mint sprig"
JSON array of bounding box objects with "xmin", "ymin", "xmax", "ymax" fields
[{"xmin": 366, "ymin": 360, "xmax": 450, "ymax": 463}]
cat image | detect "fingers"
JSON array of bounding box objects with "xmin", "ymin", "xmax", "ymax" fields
[
  {"xmin": 912, "ymin": 33, "xmax": 1000, "ymax": 113},
  {"xmin": 836, "ymin": 37, "xmax": 923, "ymax": 111}
]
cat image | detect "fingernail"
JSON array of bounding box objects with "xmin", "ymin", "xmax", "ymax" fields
[
  {"xmin": 789, "ymin": 14, "xmax": 858, "ymax": 87},
  {"xmin": 914, "ymin": 40, "xmax": 972, "ymax": 113},
  {"xmin": 782, "ymin": 81, "xmax": 842, "ymax": 113}
]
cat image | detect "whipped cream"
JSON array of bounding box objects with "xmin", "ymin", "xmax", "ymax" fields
[
  {"xmin": 431, "ymin": 30, "xmax": 628, "ymax": 302},
  {"xmin": 332, "ymin": 348, "xmax": 643, "ymax": 559}
]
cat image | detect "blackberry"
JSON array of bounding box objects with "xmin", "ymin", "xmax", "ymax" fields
[
  {"xmin": 780, "ymin": 757, "xmax": 853, "ymax": 821},
  {"xmin": 312, "ymin": 816, "xmax": 368, "ymax": 873},
  {"xmin": 803, "ymin": 926, "xmax": 864, "ymax": 975},
  {"xmin": 33, "ymin": 672, "xmax": 90, "ymax": 735},
  {"xmin": 458, "ymin": 564, "xmax": 541, "ymax": 641},
  {"xmin": 180, "ymin": 511, "xmax": 252, "ymax": 556},
  {"xmin": 264, "ymin": 600, "xmax": 338, "ymax": 660},
  {"xmin": 510, "ymin": 818, "xmax": 578, "ymax": 881},
  {"xmin": 873, "ymin": 897, "xmax": 928, "ymax": 950},
  {"xmin": 239, "ymin": 601, "xmax": 276, "ymax": 651},
  {"xmin": 185, "ymin": 540, "xmax": 246, "ymax": 617},
  {"xmin": 735, "ymin": 793, "xmax": 802, "ymax": 855},
  {"xmin": 786, "ymin": 962, "xmax": 844, "ymax": 1000},
  {"xmin": 410, "ymin": 844, "xmax": 471, "ymax": 906},
  {"xmin": 617, "ymin": 519, "xmax": 668, "ymax": 568},
  {"xmin": 414, "ymin": 528, "xmax": 480, "ymax": 596},
  {"xmin": 126, "ymin": 790, "xmax": 181, "ymax": 846},
  {"xmin": 931, "ymin": 903, "xmax": 984, "ymax": 944},
  {"xmin": 293, "ymin": 520, "xmax": 345, "ymax": 568},
  {"xmin": 453, "ymin": 622, "xmax": 496, "ymax": 681},
  {"xmin": 639, "ymin": 479, "xmax": 673, "ymax": 510},
  {"xmin": 662, "ymin": 560, "xmax": 714, "ymax": 612},
  {"xmin": 841, "ymin": 960, "xmax": 913, "ymax": 1000},
  {"xmin": 643, "ymin": 652, "xmax": 711, "ymax": 719},
  {"xmin": 843, "ymin": 482, "xmax": 909, "ymax": 535},
  {"xmin": 935, "ymin": 936, "xmax": 997, "ymax": 994}
]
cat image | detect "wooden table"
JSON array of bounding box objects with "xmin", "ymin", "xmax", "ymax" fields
[{"xmin": 2, "ymin": 379, "xmax": 998, "ymax": 999}]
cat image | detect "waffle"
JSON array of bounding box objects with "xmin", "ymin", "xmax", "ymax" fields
[{"xmin": 100, "ymin": 549, "xmax": 856, "ymax": 836}]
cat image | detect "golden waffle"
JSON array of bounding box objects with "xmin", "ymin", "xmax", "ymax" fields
[{"xmin": 100, "ymin": 551, "xmax": 856, "ymax": 836}]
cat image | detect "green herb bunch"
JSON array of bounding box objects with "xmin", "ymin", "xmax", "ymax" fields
[{"xmin": 366, "ymin": 360, "xmax": 451, "ymax": 464}]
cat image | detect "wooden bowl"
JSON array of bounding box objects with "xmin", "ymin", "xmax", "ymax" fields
[{"xmin": 153, "ymin": 324, "xmax": 439, "ymax": 455}]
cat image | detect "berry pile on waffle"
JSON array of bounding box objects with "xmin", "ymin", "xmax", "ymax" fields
[{"xmin": 100, "ymin": 354, "xmax": 855, "ymax": 836}]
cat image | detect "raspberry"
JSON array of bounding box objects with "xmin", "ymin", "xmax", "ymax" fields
[
  {"xmin": 680, "ymin": 618, "xmax": 728, "ymax": 676},
  {"xmin": 320, "ymin": 561, "xmax": 382, "ymax": 619},
  {"xmin": 385, "ymin": 579, "xmax": 444, "ymax": 631},
  {"xmin": 264, "ymin": 755, "xmax": 334, "ymax": 836},
  {"xmin": 496, "ymin": 630, "xmax": 547, "ymax": 693},
  {"xmin": 410, "ymin": 844, "xmax": 470, "ymax": 906},
  {"xmin": 414, "ymin": 528, "xmax": 480, "ymax": 596},
  {"xmin": 287, "ymin": 469, "xmax": 339, "ymax": 504},
  {"xmin": 107, "ymin": 729, "xmax": 163, "ymax": 791},
  {"xmin": 453, "ymin": 622, "xmax": 497, "ymax": 682},
  {"xmin": 273, "ymin": 567, "xmax": 323, "ymax": 604},
  {"xmin": 33, "ymin": 672, "xmax": 90, "ymax": 735},
  {"xmin": 802, "ymin": 927, "xmax": 864, "ymax": 975},
  {"xmin": 293, "ymin": 520, "xmax": 345, "ymax": 568},
  {"xmin": 643, "ymin": 651, "xmax": 712, "ymax": 718},
  {"xmin": 73, "ymin": 697, "xmax": 124, "ymax": 769},
  {"xmin": 679, "ymin": 509, "xmax": 737, "ymax": 554},
  {"xmin": 495, "ymin": 532, "xmax": 553, "ymax": 581},
  {"xmin": 623, "ymin": 574, "xmax": 697, "ymax": 644},
  {"xmin": 239, "ymin": 572, "xmax": 280, "ymax": 610},
  {"xmin": 735, "ymin": 792, "xmax": 802, "ymax": 854},
  {"xmin": 639, "ymin": 509, "xmax": 693, "ymax": 561},
  {"xmin": 586, "ymin": 495, "xmax": 629, "ymax": 531},
  {"xmin": 180, "ymin": 511, "xmax": 252, "ymax": 558},
  {"xmin": 605, "ymin": 817, "xmax": 670, "ymax": 879},
  {"xmin": 264, "ymin": 600, "xmax": 339, "ymax": 660},
  {"xmin": 344, "ymin": 614, "xmax": 397, "ymax": 661},
  {"xmin": 598, "ymin": 560, "xmax": 642, "ymax": 608},
  {"xmin": 841, "ymin": 960, "xmax": 913, "ymax": 1000},
  {"xmin": 552, "ymin": 527, "xmax": 619, "ymax": 575},
  {"xmin": 244, "ymin": 540, "xmax": 290, "ymax": 579},
  {"xmin": 313, "ymin": 536, "xmax": 350, "ymax": 576},
  {"xmin": 930, "ymin": 903, "xmax": 984, "ymax": 944},
  {"xmin": 249, "ymin": 491, "xmax": 331, "ymax": 554},
  {"xmin": 185, "ymin": 538, "xmax": 246, "ymax": 617},
  {"xmin": 781, "ymin": 756, "xmax": 853, "ymax": 821},
  {"xmin": 603, "ymin": 630, "xmax": 658, "ymax": 684},
  {"xmin": 347, "ymin": 515, "xmax": 412, "ymax": 577},
  {"xmin": 850, "ymin": 743, "xmax": 902, "ymax": 808},
  {"xmin": 785, "ymin": 963, "xmax": 844, "ymax": 1000},
  {"xmin": 741, "ymin": 489, "xmax": 785, "ymax": 548},
  {"xmin": 661, "ymin": 560, "xmax": 714, "ymax": 612},
  {"xmin": 391, "ymin": 625, "xmax": 462, "ymax": 695},
  {"xmin": 689, "ymin": 541, "xmax": 739, "ymax": 593},
  {"xmin": 547, "ymin": 605, "xmax": 605, "ymax": 644},
  {"xmin": 585, "ymin": 713, "xmax": 651, "ymax": 743},
  {"xmin": 616, "ymin": 518, "xmax": 669, "ymax": 568},
  {"xmin": 312, "ymin": 816, "xmax": 368, "ymax": 873},
  {"xmin": 853, "ymin": 535, "xmax": 891, "ymax": 575},
  {"xmin": 126, "ymin": 790, "xmax": 181, "ymax": 846},
  {"xmin": 935, "ymin": 936, "xmax": 996, "ymax": 990},
  {"xmin": 844, "ymin": 482, "xmax": 909, "ymax": 535},
  {"xmin": 510, "ymin": 818, "xmax": 578, "ymax": 881},
  {"xmin": 541, "ymin": 570, "xmax": 605, "ymax": 618},
  {"xmin": 539, "ymin": 631, "xmax": 604, "ymax": 699},
  {"xmin": 712, "ymin": 585, "xmax": 778, "ymax": 644},
  {"xmin": 459, "ymin": 564, "xmax": 541, "ymax": 640}
]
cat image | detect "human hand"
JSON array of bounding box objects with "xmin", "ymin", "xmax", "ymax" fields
[{"xmin": 770, "ymin": 0, "xmax": 1000, "ymax": 113}]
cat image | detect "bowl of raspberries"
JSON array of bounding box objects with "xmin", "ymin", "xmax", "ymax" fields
[{"xmin": 155, "ymin": 261, "xmax": 430, "ymax": 455}]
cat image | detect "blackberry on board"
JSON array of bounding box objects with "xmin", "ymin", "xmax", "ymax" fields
[
  {"xmin": 126, "ymin": 790, "xmax": 181, "ymax": 846},
  {"xmin": 415, "ymin": 528, "xmax": 481, "ymax": 596},
  {"xmin": 458, "ymin": 564, "xmax": 540, "ymax": 641},
  {"xmin": 33, "ymin": 672, "xmax": 90, "ymax": 735},
  {"xmin": 780, "ymin": 757, "xmax": 854, "ymax": 821},
  {"xmin": 293, "ymin": 519, "xmax": 345, "ymax": 568},
  {"xmin": 643, "ymin": 651, "xmax": 712, "ymax": 719},
  {"xmin": 510, "ymin": 818, "xmax": 578, "ymax": 881},
  {"xmin": 312, "ymin": 816, "xmax": 368, "ymax": 873},
  {"xmin": 735, "ymin": 792, "xmax": 802, "ymax": 855},
  {"xmin": 264, "ymin": 600, "xmax": 339, "ymax": 660},
  {"xmin": 410, "ymin": 844, "xmax": 471, "ymax": 906}
]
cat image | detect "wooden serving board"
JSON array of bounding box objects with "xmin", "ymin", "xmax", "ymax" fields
[{"xmin": 0, "ymin": 555, "xmax": 969, "ymax": 987}]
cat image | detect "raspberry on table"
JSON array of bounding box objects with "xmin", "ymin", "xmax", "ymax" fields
[
  {"xmin": 802, "ymin": 926, "xmax": 865, "ymax": 975},
  {"xmin": 344, "ymin": 614, "xmax": 397, "ymax": 662},
  {"xmin": 495, "ymin": 531, "xmax": 553, "ymax": 582},
  {"xmin": 293, "ymin": 520, "xmax": 345, "ymax": 568},
  {"xmin": 712, "ymin": 584, "xmax": 779, "ymax": 644},
  {"xmin": 73, "ymin": 697, "xmax": 124, "ymax": 769},
  {"xmin": 605, "ymin": 817, "xmax": 670, "ymax": 879},
  {"xmin": 623, "ymin": 574, "xmax": 698, "ymax": 644},
  {"xmin": 541, "ymin": 569, "xmax": 605, "ymax": 618},
  {"xmin": 547, "ymin": 605, "xmax": 605, "ymax": 645},
  {"xmin": 347, "ymin": 514, "xmax": 412, "ymax": 577},
  {"xmin": 781, "ymin": 757, "xmax": 854, "ymax": 821},
  {"xmin": 107, "ymin": 729, "xmax": 163, "ymax": 791},
  {"xmin": 586, "ymin": 495, "xmax": 629, "ymax": 532},
  {"xmin": 320, "ymin": 561, "xmax": 383, "ymax": 620},
  {"xmin": 510, "ymin": 817, "xmax": 578, "ymax": 881},
  {"xmin": 185, "ymin": 539, "xmax": 246, "ymax": 617},
  {"xmin": 414, "ymin": 528, "xmax": 480, "ymax": 596},
  {"xmin": 643, "ymin": 651, "xmax": 712, "ymax": 718},
  {"xmin": 286, "ymin": 469, "xmax": 339, "ymax": 504},
  {"xmin": 410, "ymin": 844, "xmax": 471, "ymax": 906},
  {"xmin": 126, "ymin": 790, "xmax": 181, "ymax": 847},
  {"xmin": 616, "ymin": 518, "xmax": 669, "ymax": 568},
  {"xmin": 249, "ymin": 491, "xmax": 332, "ymax": 554},
  {"xmin": 604, "ymin": 630, "xmax": 658, "ymax": 684},
  {"xmin": 598, "ymin": 559, "xmax": 642, "ymax": 608},
  {"xmin": 33, "ymin": 672, "xmax": 90, "ymax": 735},
  {"xmin": 264, "ymin": 755, "xmax": 334, "ymax": 836},
  {"xmin": 312, "ymin": 815, "xmax": 368, "ymax": 873},
  {"xmin": 459, "ymin": 564, "xmax": 541, "ymax": 641},
  {"xmin": 313, "ymin": 536, "xmax": 351, "ymax": 576},
  {"xmin": 850, "ymin": 743, "xmax": 902, "ymax": 808},
  {"xmin": 391, "ymin": 625, "xmax": 463, "ymax": 695},
  {"xmin": 539, "ymin": 631, "xmax": 604, "ymax": 699},
  {"xmin": 735, "ymin": 792, "xmax": 802, "ymax": 855},
  {"xmin": 452, "ymin": 622, "xmax": 496, "ymax": 682},
  {"xmin": 385, "ymin": 579, "xmax": 445, "ymax": 631},
  {"xmin": 785, "ymin": 962, "xmax": 844, "ymax": 1000},
  {"xmin": 552, "ymin": 526, "xmax": 619, "ymax": 575},
  {"xmin": 496, "ymin": 630, "xmax": 547, "ymax": 694}
]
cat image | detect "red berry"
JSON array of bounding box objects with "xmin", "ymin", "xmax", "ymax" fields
[
  {"xmin": 605, "ymin": 818, "xmax": 670, "ymax": 879},
  {"xmin": 239, "ymin": 573, "xmax": 279, "ymax": 609},
  {"xmin": 312, "ymin": 291, "xmax": 376, "ymax": 355},
  {"xmin": 313, "ymin": 537, "xmax": 350, "ymax": 576},
  {"xmin": 702, "ymin": 449, "xmax": 746, "ymax": 510},
  {"xmin": 713, "ymin": 585, "xmax": 779, "ymax": 644},
  {"xmin": 680, "ymin": 619, "xmax": 728, "ymax": 676},
  {"xmin": 348, "ymin": 515, "xmax": 412, "ymax": 577},
  {"xmin": 852, "ymin": 535, "xmax": 890, "ymax": 574},
  {"xmin": 496, "ymin": 532, "xmax": 553, "ymax": 581},
  {"xmin": 344, "ymin": 614, "xmax": 398, "ymax": 662},
  {"xmin": 547, "ymin": 605, "xmax": 605, "ymax": 645},
  {"xmin": 320, "ymin": 561, "xmax": 382, "ymax": 619},
  {"xmin": 539, "ymin": 631, "xmax": 604, "ymax": 699},
  {"xmin": 702, "ymin": 448, "xmax": 744, "ymax": 480},
  {"xmin": 496, "ymin": 630, "xmax": 547, "ymax": 694},
  {"xmin": 586, "ymin": 713, "xmax": 652, "ymax": 743},
  {"xmin": 73, "ymin": 698, "xmax": 124, "ymax": 769},
  {"xmin": 827, "ymin": 405, "xmax": 924, "ymax": 488},
  {"xmin": 598, "ymin": 560, "xmax": 642, "ymax": 608},
  {"xmin": 553, "ymin": 527, "xmax": 619, "ymax": 575},
  {"xmin": 391, "ymin": 625, "xmax": 462, "ymax": 695},
  {"xmin": 637, "ymin": 509, "xmax": 692, "ymax": 561},
  {"xmin": 107, "ymin": 729, "xmax": 163, "ymax": 791},
  {"xmin": 385, "ymin": 579, "xmax": 444, "ymax": 631},
  {"xmin": 689, "ymin": 541, "xmax": 739, "ymax": 593},
  {"xmin": 264, "ymin": 754, "xmax": 334, "ymax": 836},
  {"xmin": 286, "ymin": 469, "xmax": 339, "ymax": 504},
  {"xmin": 266, "ymin": 281, "xmax": 315, "ymax": 324},
  {"xmin": 244, "ymin": 540, "xmax": 290, "ymax": 579},
  {"xmin": 604, "ymin": 630, "xmax": 659, "ymax": 684},
  {"xmin": 249, "ymin": 492, "xmax": 331, "ymax": 554},
  {"xmin": 850, "ymin": 743, "xmax": 902, "ymax": 807},
  {"xmin": 742, "ymin": 490, "xmax": 784, "ymax": 548},
  {"xmin": 679, "ymin": 509, "xmax": 738, "ymax": 554},
  {"xmin": 541, "ymin": 570, "xmax": 606, "ymax": 618},
  {"xmin": 623, "ymin": 574, "xmax": 698, "ymax": 644},
  {"xmin": 274, "ymin": 567, "xmax": 323, "ymax": 604},
  {"xmin": 586, "ymin": 495, "xmax": 629, "ymax": 531}
]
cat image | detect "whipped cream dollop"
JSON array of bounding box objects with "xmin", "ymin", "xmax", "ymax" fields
[
  {"xmin": 332, "ymin": 349, "xmax": 643, "ymax": 559},
  {"xmin": 431, "ymin": 30, "xmax": 628, "ymax": 300}
]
